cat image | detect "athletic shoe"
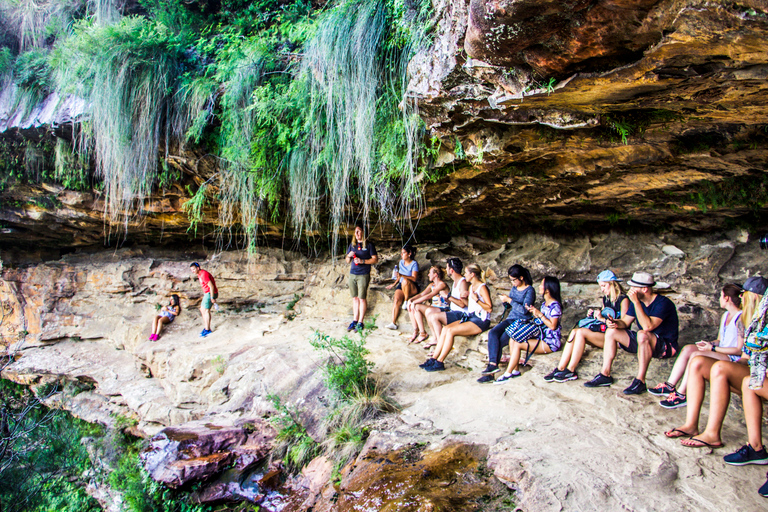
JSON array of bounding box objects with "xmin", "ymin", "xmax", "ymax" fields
[
  {"xmin": 477, "ymin": 374, "xmax": 494, "ymax": 383},
  {"xmin": 355, "ymin": 322, "xmax": 364, "ymax": 333},
  {"xmin": 543, "ymin": 367, "xmax": 562, "ymax": 382},
  {"xmin": 623, "ymin": 378, "xmax": 647, "ymax": 395},
  {"xmin": 347, "ymin": 321, "xmax": 358, "ymax": 332},
  {"xmin": 660, "ymin": 392, "xmax": 687, "ymax": 409},
  {"xmin": 759, "ymin": 474, "xmax": 768, "ymax": 497},
  {"xmin": 425, "ymin": 360, "xmax": 445, "ymax": 372},
  {"xmin": 649, "ymin": 382, "xmax": 676, "ymax": 396},
  {"xmin": 481, "ymin": 364, "xmax": 499, "ymax": 374},
  {"xmin": 419, "ymin": 358, "xmax": 436, "ymax": 369},
  {"xmin": 385, "ymin": 323, "xmax": 398, "ymax": 330},
  {"xmin": 724, "ymin": 444, "xmax": 768, "ymax": 466},
  {"xmin": 200, "ymin": 329, "xmax": 212, "ymax": 338},
  {"xmin": 494, "ymin": 371, "xmax": 520, "ymax": 384},
  {"xmin": 584, "ymin": 373, "xmax": 614, "ymax": 388},
  {"xmin": 554, "ymin": 370, "xmax": 578, "ymax": 383}
]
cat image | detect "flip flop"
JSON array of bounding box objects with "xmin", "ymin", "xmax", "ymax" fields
[
  {"xmin": 417, "ymin": 332, "xmax": 429, "ymax": 343},
  {"xmin": 681, "ymin": 437, "xmax": 723, "ymax": 448},
  {"xmin": 664, "ymin": 428, "xmax": 694, "ymax": 439},
  {"xmin": 423, "ymin": 341, "xmax": 437, "ymax": 349}
]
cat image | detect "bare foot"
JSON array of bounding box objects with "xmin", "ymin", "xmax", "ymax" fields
[
  {"xmin": 681, "ymin": 433, "xmax": 723, "ymax": 448},
  {"xmin": 664, "ymin": 427, "xmax": 696, "ymax": 439}
]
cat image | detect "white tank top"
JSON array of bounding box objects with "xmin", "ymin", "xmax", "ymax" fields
[
  {"xmin": 469, "ymin": 283, "xmax": 490, "ymax": 322},
  {"xmin": 718, "ymin": 310, "xmax": 743, "ymax": 361},
  {"xmin": 450, "ymin": 277, "xmax": 469, "ymax": 312}
]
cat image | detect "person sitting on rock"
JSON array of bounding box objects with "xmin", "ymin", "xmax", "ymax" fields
[
  {"xmin": 404, "ymin": 266, "xmax": 450, "ymax": 344},
  {"xmin": 584, "ymin": 271, "xmax": 678, "ymax": 395},
  {"xmin": 664, "ymin": 278, "xmax": 767, "ymax": 448},
  {"xmin": 493, "ymin": 276, "xmax": 563, "ymax": 383},
  {"xmin": 723, "ymin": 350, "xmax": 768, "ymax": 497},
  {"xmin": 385, "ymin": 244, "xmax": 419, "ymax": 330},
  {"xmin": 424, "ymin": 258, "xmax": 470, "ymax": 347},
  {"xmin": 544, "ymin": 270, "xmax": 628, "ymax": 383},
  {"xmin": 420, "ymin": 264, "xmax": 492, "ymax": 372},
  {"xmin": 481, "ymin": 264, "xmax": 535, "ymax": 376},
  {"xmin": 649, "ymin": 283, "xmax": 745, "ymax": 409},
  {"xmin": 150, "ymin": 294, "xmax": 180, "ymax": 341}
]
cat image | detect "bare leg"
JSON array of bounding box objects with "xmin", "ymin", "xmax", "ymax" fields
[
  {"xmin": 635, "ymin": 330, "xmax": 658, "ymax": 382},
  {"xmin": 392, "ymin": 289, "xmax": 405, "ymax": 324},
  {"xmin": 153, "ymin": 316, "xmax": 170, "ymax": 336},
  {"xmin": 414, "ymin": 305, "xmax": 431, "ymax": 335},
  {"xmin": 668, "ymin": 357, "xmax": 717, "ymax": 437},
  {"xmin": 743, "ymin": 378, "xmax": 767, "ymax": 450},
  {"xmin": 663, "ymin": 344, "xmax": 698, "ymax": 389},
  {"xmin": 601, "ymin": 328, "xmax": 629, "ymax": 377},
  {"xmin": 402, "ymin": 280, "xmax": 416, "ymax": 301},
  {"xmin": 152, "ymin": 315, "xmax": 161, "ymax": 335},
  {"xmin": 677, "ymin": 351, "xmax": 731, "ymax": 394},
  {"xmin": 426, "ymin": 309, "xmax": 447, "ymax": 340},
  {"xmin": 435, "ymin": 322, "xmax": 481, "ymax": 362},
  {"xmin": 556, "ymin": 341, "xmax": 573, "ymax": 371},
  {"xmin": 566, "ymin": 328, "xmax": 605, "ymax": 373},
  {"xmin": 201, "ymin": 305, "xmax": 212, "ymax": 331},
  {"xmin": 682, "ymin": 361, "xmax": 749, "ymax": 446},
  {"xmin": 505, "ymin": 340, "xmax": 552, "ymax": 373},
  {"xmin": 352, "ymin": 297, "xmax": 360, "ymax": 322},
  {"xmin": 357, "ymin": 298, "xmax": 368, "ymax": 324}
]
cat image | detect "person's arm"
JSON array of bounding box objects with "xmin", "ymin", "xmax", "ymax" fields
[
  {"xmin": 627, "ymin": 289, "xmax": 663, "ymax": 331},
  {"xmin": 400, "ymin": 262, "xmax": 419, "ymax": 283},
  {"xmin": 445, "ymin": 279, "xmax": 469, "ymax": 309},
  {"xmin": 698, "ymin": 317, "xmax": 745, "ymax": 355},
  {"xmin": 522, "ymin": 287, "xmax": 535, "ymax": 309},
  {"xmin": 475, "ymin": 285, "xmax": 493, "ymax": 313},
  {"xmin": 527, "ymin": 303, "xmax": 560, "ymax": 330}
]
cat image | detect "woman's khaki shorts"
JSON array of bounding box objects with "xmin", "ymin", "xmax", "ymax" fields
[{"xmin": 349, "ymin": 274, "xmax": 371, "ymax": 300}]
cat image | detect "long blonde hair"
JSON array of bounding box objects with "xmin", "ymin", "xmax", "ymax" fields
[
  {"xmin": 605, "ymin": 281, "xmax": 624, "ymax": 303},
  {"xmin": 742, "ymin": 290, "xmax": 762, "ymax": 328}
]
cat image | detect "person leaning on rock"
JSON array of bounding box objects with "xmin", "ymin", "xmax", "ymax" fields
[
  {"xmin": 190, "ymin": 262, "xmax": 218, "ymax": 338},
  {"xmin": 345, "ymin": 223, "xmax": 378, "ymax": 333},
  {"xmin": 584, "ymin": 271, "xmax": 679, "ymax": 395}
]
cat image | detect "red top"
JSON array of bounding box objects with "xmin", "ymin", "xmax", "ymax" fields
[{"xmin": 198, "ymin": 269, "xmax": 218, "ymax": 295}]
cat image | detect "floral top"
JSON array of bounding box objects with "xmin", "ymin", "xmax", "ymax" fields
[{"xmin": 540, "ymin": 301, "xmax": 563, "ymax": 351}]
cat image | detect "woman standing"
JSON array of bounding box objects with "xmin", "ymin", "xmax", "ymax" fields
[
  {"xmin": 544, "ymin": 270, "xmax": 628, "ymax": 383},
  {"xmin": 482, "ymin": 265, "xmax": 535, "ymax": 375},
  {"xmin": 422, "ymin": 264, "xmax": 492, "ymax": 372},
  {"xmin": 495, "ymin": 276, "xmax": 563, "ymax": 382},
  {"xmin": 345, "ymin": 224, "xmax": 378, "ymax": 332},
  {"xmin": 385, "ymin": 244, "xmax": 419, "ymax": 330}
]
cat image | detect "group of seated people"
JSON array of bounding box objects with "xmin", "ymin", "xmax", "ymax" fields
[{"xmin": 375, "ymin": 248, "xmax": 768, "ymax": 498}]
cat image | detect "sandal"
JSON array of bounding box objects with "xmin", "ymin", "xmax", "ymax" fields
[
  {"xmin": 408, "ymin": 331, "xmax": 420, "ymax": 343},
  {"xmin": 417, "ymin": 332, "xmax": 429, "ymax": 343},
  {"xmin": 423, "ymin": 341, "xmax": 437, "ymax": 349},
  {"xmin": 664, "ymin": 428, "xmax": 694, "ymax": 439},
  {"xmin": 681, "ymin": 437, "xmax": 723, "ymax": 449}
]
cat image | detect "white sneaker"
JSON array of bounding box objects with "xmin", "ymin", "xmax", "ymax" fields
[{"xmin": 385, "ymin": 322, "xmax": 398, "ymax": 330}]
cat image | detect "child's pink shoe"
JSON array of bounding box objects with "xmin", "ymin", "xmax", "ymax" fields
[{"xmin": 150, "ymin": 334, "xmax": 158, "ymax": 341}]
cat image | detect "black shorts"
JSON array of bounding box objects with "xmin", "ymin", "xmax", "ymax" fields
[
  {"xmin": 621, "ymin": 331, "xmax": 678, "ymax": 359},
  {"xmin": 395, "ymin": 281, "xmax": 420, "ymax": 293},
  {"xmin": 445, "ymin": 311, "xmax": 464, "ymax": 324}
]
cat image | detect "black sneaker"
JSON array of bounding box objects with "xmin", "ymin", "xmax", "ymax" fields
[
  {"xmin": 554, "ymin": 370, "xmax": 578, "ymax": 383},
  {"xmin": 724, "ymin": 444, "xmax": 768, "ymax": 466},
  {"xmin": 347, "ymin": 321, "xmax": 358, "ymax": 332},
  {"xmin": 419, "ymin": 358, "xmax": 435, "ymax": 369},
  {"xmin": 543, "ymin": 367, "xmax": 562, "ymax": 382},
  {"xmin": 477, "ymin": 374, "xmax": 494, "ymax": 383},
  {"xmin": 623, "ymin": 378, "xmax": 647, "ymax": 395},
  {"xmin": 584, "ymin": 373, "xmax": 614, "ymax": 388},
  {"xmin": 759, "ymin": 473, "xmax": 768, "ymax": 497},
  {"xmin": 355, "ymin": 322, "xmax": 364, "ymax": 333},
  {"xmin": 425, "ymin": 360, "xmax": 445, "ymax": 372},
  {"xmin": 481, "ymin": 364, "xmax": 499, "ymax": 374}
]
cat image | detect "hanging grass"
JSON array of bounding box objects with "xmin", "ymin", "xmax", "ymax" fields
[{"xmin": 51, "ymin": 16, "xmax": 193, "ymax": 223}]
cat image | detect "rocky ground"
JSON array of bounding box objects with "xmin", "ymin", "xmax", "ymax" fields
[{"xmin": 2, "ymin": 231, "xmax": 767, "ymax": 510}]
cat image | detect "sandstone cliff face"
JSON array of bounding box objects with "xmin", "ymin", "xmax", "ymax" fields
[{"xmin": 409, "ymin": 0, "xmax": 768, "ymax": 235}]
